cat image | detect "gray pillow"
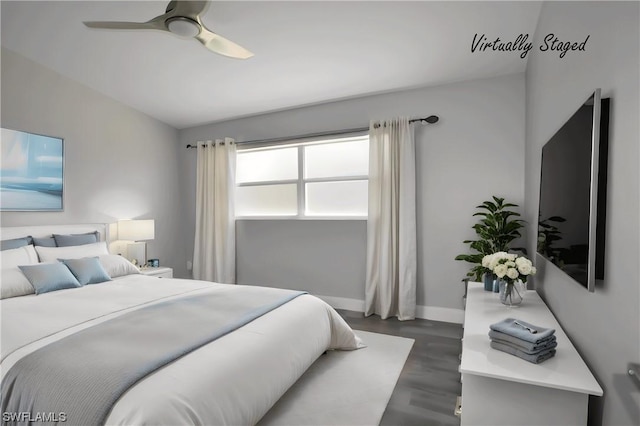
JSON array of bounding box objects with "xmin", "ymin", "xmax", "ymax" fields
[
  {"xmin": 61, "ymin": 257, "xmax": 112, "ymax": 285},
  {"xmin": 53, "ymin": 231, "xmax": 100, "ymax": 247},
  {"xmin": 0, "ymin": 236, "xmax": 33, "ymax": 251},
  {"xmin": 18, "ymin": 263, "xmax": 82, "ymax": 295},
  {"xmin": 33, "ymin": 236, "xmax": 57, "ymax": 247}
]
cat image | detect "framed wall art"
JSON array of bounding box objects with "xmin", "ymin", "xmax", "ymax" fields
[{"xmin": 1, "ymin": 128, "xmax": 64, "ymax": 211}]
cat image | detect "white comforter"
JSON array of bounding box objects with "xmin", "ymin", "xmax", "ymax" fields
[{"xmin": 0, "ymin": 275, "xmax": 363, "ymax": 425}]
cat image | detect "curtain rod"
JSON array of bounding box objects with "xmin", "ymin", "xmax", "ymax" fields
[{"xmin": 185, "ymin": 115, "xmax": 439, "ymax": 149}]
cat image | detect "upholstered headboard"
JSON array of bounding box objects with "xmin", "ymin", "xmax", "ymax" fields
[{"xmin": 1, "ymin": 224, "xmax": 109, "ymax": 242}]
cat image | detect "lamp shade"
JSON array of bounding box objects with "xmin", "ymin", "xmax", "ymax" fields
[{"xmin": 118, "ymin": 219, "xmax": 155, "ymax": 241}]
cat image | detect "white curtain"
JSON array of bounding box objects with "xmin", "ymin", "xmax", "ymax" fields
[
  {"xmin": 193, "ymin": 138, "xmax": 236, "ymax": 283},
  {"xmin": 365, "ymin": 117, "xmax": 417, "ymax": 320}
]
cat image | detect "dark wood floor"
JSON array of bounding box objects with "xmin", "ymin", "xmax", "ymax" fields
[{"xmin": 338, "ymin": 310, "xmax": 463, "ymax": 426}]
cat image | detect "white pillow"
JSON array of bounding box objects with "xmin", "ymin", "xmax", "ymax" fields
[
  {"xmin": 35, "ymin": 241, "xmax": 109, "ymax": 263},
  {"xmin": 98, "ymin": 254, "xmax": 140, "ymax": 278},
  {"xmin": 1, "ymin": 245, "xmax": 39, "ymax": 269},
  {"xmin": 1, "ymin": 267, "xmax": 36, "ymax": 299}
]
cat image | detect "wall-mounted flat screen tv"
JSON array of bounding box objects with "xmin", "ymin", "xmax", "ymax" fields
[{"xmin": 537, "ymin": 89, "xmax": 610, "ymax": 292}]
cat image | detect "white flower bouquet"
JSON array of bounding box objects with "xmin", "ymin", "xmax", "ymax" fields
[
  {"xmin": 484, "ymin": 252, "xmax": 536, "ymax": 305},
  {"xmin": 484, "ymin": 252, "xmax": 536, "ymax": 284}
]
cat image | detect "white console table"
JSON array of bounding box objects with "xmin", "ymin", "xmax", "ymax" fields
[{"xmin": 459, "ymin": 282, "xmax": 602, "ymax": 426}]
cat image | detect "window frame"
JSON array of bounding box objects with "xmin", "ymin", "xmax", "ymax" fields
[{"xmin": 235, "ymin": 136, "xmax": 369, "ymax": 220}]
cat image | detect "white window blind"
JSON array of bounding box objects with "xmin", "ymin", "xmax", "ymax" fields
[{"xmin": 235, "ymin": 135, "xmax": 369, "ymax": 218}]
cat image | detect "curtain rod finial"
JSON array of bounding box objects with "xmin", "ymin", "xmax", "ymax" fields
[{"xmin": 409, "ymin": 115, "xmax": 439, "ymax": 125}]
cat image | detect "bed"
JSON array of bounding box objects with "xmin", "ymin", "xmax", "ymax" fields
[{"xmin": 0, "ymin": 224, "xmax": 364, "ymax": 425}]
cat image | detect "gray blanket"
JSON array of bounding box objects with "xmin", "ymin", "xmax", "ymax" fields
[
  {"xmin": 488, "ymin": 330, "xmax": 557, "ymax": 353},
  {"xmin": 490, "ymin": 341, "xmax": 556, "ymax": 364},
  {"xmin": 489, "ymin": 335, "xmax": 558, "ymax": 355},
  {"xmin": 489, "ymin": 317, "xmax": 556, "ymax": 344},
  {"xmin": 1, "ymin": 285, "xmax": 306, "ymax": 426}
]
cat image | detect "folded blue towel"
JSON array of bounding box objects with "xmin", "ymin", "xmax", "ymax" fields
[
  {"xmin": 489, "ymin": 318, "xmax": 555, "ymax": 344},
  {"xmin": 490, "ymin": 341, "xmax": 556, "ymax": 364},
  {"xmin": 490, "ymin": 334, "xmax": 557, "ymax": 355},
  {"xmin": 488, "ymin": 330, "xmax": 556, "ymax": 353}
]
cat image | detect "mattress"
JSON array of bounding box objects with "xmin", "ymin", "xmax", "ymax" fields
[{"xmin": 0, "ymin": 275, "xmax": 363, "ymax": 425}]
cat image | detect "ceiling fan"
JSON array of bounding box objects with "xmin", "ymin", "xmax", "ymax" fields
[{"xmin": 83, "ymin": 0, "xmax": 253, "ymax": 59}]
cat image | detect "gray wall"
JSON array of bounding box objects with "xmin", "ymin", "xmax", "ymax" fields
[
  {"xmin": 0, "ymin": 48, "xmax": 187, "ymax": 278},
  {"xmin": 237, "ymin": 220, "xmax": 366, "ymax": 299},
  {"xmin": 524, "ymin": 2, "xmax": 639, "ymax": 425},
  {"xmin": 179, "ymin": 73, "xmax": 526, "ymax": 315}
]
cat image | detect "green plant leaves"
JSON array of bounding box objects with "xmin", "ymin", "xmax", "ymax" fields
[{"xmin": 455, "ymin": 195, "xmax": 526, "ymax": 281}]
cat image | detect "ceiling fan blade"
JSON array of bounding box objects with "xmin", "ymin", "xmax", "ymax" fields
[
  {"xmin": 83, "ymin": 21, "xmax": 162, "ymax": 31},
  {"xmin": 195, "ymin": 28, "xmax": 253, "ymax": 59},
  {"xmin": 166, "ymin": 0, "xmax": 210, "ymax": 19}
]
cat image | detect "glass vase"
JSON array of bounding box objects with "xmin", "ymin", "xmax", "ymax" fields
[
  {"xmin": 483, "ymin": 273, "xmax": 496, "ymax": 291},
  {"xmin": 498, "ymin": 279, "xmax": 525, "ymax": 306}
]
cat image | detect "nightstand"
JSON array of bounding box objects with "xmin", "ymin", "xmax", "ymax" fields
[{"xmin": 139, "ymin": 266, "xmax": 173, "ymax": 278}]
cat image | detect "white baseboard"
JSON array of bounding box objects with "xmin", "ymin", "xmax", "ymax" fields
[
  {"xmin": 315, "ymin": 295, "xmax": 366, "ymax": 312},
  {"xmin": 415, "ymin": 305, "xmax": 465, "ymax": 324},
  {"xmin": 314, "ymin": 294, "xmax": 464, "ymax": 324}
]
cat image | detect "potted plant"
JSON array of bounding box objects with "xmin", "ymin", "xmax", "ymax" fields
[{"xmin": 455, "ymin": 196, "xmax": 525, "ymax": 286}]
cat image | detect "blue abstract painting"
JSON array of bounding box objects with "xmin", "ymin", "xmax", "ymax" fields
[{"xmin": 1, "ymin": 128, "xmax": 64, "ymax": 211}]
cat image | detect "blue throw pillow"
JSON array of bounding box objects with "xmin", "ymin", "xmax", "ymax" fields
[
  {"xmin": 18, "ymin": 263, "xmax": 82, "ymax": 295},
  {"xmin": 53, "ymin": 231, "xmax": 99, "ymax": 247},
  {"xmin": 60, "ymin": 257, "xmax": 112, "ymax": 285},
  {"xmin": 0, "ymin": 236, "xmax": 33, "ymax": 251},
  {"xmin": 33, "ymin": 236, "xmax": 57, "ymax": 247}
]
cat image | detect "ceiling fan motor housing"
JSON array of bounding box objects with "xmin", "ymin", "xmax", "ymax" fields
[{"xmin": 167, "ymin": 17, "xmax": 201, "ymax": 38}]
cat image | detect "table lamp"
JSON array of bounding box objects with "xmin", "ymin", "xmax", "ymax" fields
[{"xmin": 118, "ymin": 219, "xmax": 155, "ymax": 266}]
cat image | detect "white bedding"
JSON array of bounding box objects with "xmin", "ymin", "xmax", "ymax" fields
[{"xmin": 0, "ymin": 275, "xmax": 363, "ymax": 425}]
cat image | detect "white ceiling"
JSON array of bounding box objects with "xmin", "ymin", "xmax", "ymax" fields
[{"xmin": 1, "ymin": 1, "xmax": 542, "ymax": 129}]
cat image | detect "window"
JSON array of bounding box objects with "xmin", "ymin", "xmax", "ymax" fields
[{"xmin": 236, "ymin": 135, "xmax": 369, "ymax": 218}]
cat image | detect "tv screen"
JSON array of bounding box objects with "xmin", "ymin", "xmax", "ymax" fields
[{"xmin": 537, "ymin": 90, "xmax": 609, "ymax": 292}]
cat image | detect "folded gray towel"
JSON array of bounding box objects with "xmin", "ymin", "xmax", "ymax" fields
[
  {"xmin": 489, "ymin": 330, "xmax": 556, "ymax": 353},
  {"xmin": 490, "ymin": 335, "xmax": 557, "ymax": 355},
  {"xmin": 489, "ymin": 318, "xmax": 555, "ymax": 344},
  {"xmin": 490, "ymin": 341, "xmax": 556, "ymax": 364}
]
